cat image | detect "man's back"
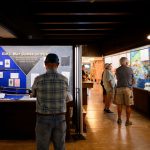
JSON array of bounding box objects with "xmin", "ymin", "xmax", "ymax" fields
[
  {"xmin": 33, "ymin": 70, "xmax": 68, "ymax": 114},
  {"xmin": 116, "ymin": 65, "xmax": 133, "ymax": 88}
]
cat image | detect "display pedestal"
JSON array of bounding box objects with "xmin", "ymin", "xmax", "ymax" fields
[
  {"xmin": 0, "ymin": 98, "xmax": 73, "ymax": 140},
  {"xmin": 82, "ymin": 81, "xmax": 93, "ymax": 105},
  {"xmin": 0, "ymin": 100, "xmax": 36, "ymax": 139}
]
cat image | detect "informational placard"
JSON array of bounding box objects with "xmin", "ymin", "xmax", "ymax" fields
[
  {"xmin": 0, "ymin": 72, "xmax": 3, "ymax": 78},
  {"xmin": 9, "ymin": 79, "xmax": 14, "ymax": 86},
  {"xmin": 10, "ymin": 73, "xmax": 19, "ymax": 79},
  {"xmin": 0, "ymin": 93, "xmax": 5, "ymax": 99},
  {"xmin": 31, "ymin": 73, "xmax": 39, "ymax": 87},
  {"xmin": 0, "ymin": 61, "xmax": 3, "ymax": 65},
  {"xmin": 5, "ymin": 59, "xmax": 10, "ymax": 68}
]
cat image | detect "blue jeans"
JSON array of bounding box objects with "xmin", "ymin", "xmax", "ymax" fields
[{"xmin": 36, "ymin": 114, "xmax": 66, "ymax": 150}]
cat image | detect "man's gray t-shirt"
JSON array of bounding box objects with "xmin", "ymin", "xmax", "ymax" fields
[{"xmin": 116, "ymin": 66, "xmax": 134, "ymax": 88}]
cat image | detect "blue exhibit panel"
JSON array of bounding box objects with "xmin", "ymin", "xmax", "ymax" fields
[{"xmin": 0, "ymin": 47, "xmax": 26, "ymax": 94}]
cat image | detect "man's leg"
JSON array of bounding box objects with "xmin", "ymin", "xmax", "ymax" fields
[
  {"xmin": 35, "ymin": 116, "xmax": 52, "ymax": 150},
  {"xmin": 117, "ymin": 104, "xmax": 122, "ymax": 124},
  {"xmin": 126, "ymin": 106, "xmax": 131, "ymax": 122},
  {"xmin": 125, "ymin": 88, "xmax": 133, "ymax": 126},
  {"xmin": 105, "ymin": 92, "xmax": 113, "ymax": 113},
  {"xmin": 52, "ymin": 116, "xmax": 66, "ymax": 150},
  {"xmin": 125, "ymin": 105, "xmax": 132, "ymax": 126}
]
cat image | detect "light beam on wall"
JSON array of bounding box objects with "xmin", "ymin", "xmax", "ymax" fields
[{"xmin": 0, "ymin": 25, "xmax": 16, "ymax": 38}]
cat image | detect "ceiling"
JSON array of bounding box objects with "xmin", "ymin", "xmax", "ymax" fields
[{"xmin": 0, "ymin": 0, "xmax": 150, "ymax": 54}]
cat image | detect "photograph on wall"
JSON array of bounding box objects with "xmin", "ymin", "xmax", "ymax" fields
[
  {"xmin": 5, "ymin": 59, "xmax": 10, "ymax": 68},
  {"xmin": 0, "ymin": 72, "xmax": 3, "ymax": 78},
  {"xmin": 61, "ymin": 56, "xmax": 70, "ymax": 66},
  {"xmin": 10, "ymin": 73, "xmax": 19, "ymax": 79},
  {"xmin": 14, "ymin": 79, "xmax": 20, "ymax": 87},
  {"xmin": 9, "ymin": 79, "xmax": 14, "ymax": 86}
]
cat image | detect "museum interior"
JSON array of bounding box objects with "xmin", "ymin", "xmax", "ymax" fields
[{"xmin": 0, "ymin": 0, "xmax": 150, "ymax": 150}]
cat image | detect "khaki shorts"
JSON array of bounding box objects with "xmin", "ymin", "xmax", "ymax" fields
[
  {"xmin": 106, "ymin": 89, "xmax": 115, "ymax": 102},
  {"xmin": 114, "ymin": 87, "xmax": 134, "ymax": 106}
]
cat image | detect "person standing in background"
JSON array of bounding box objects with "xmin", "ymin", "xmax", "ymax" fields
[
  {"xmin": 31, "ymin": 53, "xmax": 68, "ymax": 150},
  {"xmin": 114, "ymin": 57, "xmax": 135, "ymax": 126},
  {"xmin": 102, "ymin": 63, "xmax": 116, "ymax": 113},
  {"xmin": 82, "ymin": 65, "xmax": 87, "ymax": 81},
  {"xmin": 101, "ymin": 63, "xmax": 109, "ymax": 104}
]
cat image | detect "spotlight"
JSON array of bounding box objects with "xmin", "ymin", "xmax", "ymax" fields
[{"xmin": 147, "ymin": 35, "xmax": 150, "ymax": 40}]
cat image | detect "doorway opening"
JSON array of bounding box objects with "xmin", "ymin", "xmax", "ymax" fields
[
  {"xmin": 82, "ymin": 57, "xmax": 104, "ymax": 84},
  {"xmin": 81, "ymin": 57, "xmax": 105, "ymax": 133}
]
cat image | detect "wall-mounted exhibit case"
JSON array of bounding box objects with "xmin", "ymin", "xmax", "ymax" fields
[
  {"xmin": 0, "ymin": 46, "xmax": 74, "ymax": 139},
  {"xmin": 104, "ymin": 45, "xmax": 150, "ymax": 91},
  {"xmin": 104, "ymin": 45, "xmax": 150, "ymax": 117},
  {"xmin": 0, "ymin": 46, "xmax": 73, "ymax": 100}
]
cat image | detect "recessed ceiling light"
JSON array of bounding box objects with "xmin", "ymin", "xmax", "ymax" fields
[{"xmin": 147, "ymin": 35, "xmax": 150, "ymax": 40}]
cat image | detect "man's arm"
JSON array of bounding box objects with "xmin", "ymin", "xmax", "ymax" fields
[
  {"xmin": 106, "ymin": 71, "xmax": 113, "ymax": 89},
  {"xmin": 65, "ymin": 78, "xmax": 73, "ymax": 102}
]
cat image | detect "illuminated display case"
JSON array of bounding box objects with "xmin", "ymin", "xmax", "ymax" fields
[
  {"xmin": 104, "ymin": 45, "xmax": 150, "ymax": 90},
  {"xmin": 0, "ymin": 46, "xmax": 73, "ymax": 100},
  {"xmin": 130, "ymin": 47, "xmax": 150, "ymax": 89}
]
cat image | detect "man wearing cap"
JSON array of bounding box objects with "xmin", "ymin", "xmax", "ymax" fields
[{"xmin": 31, "ymin": 53, "xmax": 68, "ymax": 150}]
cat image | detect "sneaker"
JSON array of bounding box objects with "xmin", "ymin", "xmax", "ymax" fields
[
  {"xmin": 117, "ymin": 118, "xmax": 122, "ymax": 125},
  {"xmin": 106, "ymin": 109, "xmax": 113, "ymax": 113},
  {"xmin": 104, "ymin": 108, "xmax": 107, "ymax": 112},
  {"xmin": 125, "ymin": 121, "xmax": 132, "ymax": 126}
]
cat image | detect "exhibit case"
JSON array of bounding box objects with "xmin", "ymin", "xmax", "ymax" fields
[
  {"xmin": 130, "ymin": 47, "xmax": 150, "ymax": 90},
  {"xmin": 0, "ymin": 46, "xmax": 74, "ymax": 139},
  {"xmin": 104, "ymin": 45, "xmax": 150, "ymax": 90},
  {"xmin": 0, "ymin": 46, "xmax": 73, "ymax": 100},
  {"xmin": 104, "ymin": 45, "xmax": 150, "ymax": 117}
]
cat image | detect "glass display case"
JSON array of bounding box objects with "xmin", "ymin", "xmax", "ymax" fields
[
  {"xmin": 0, "ymin": 46, "xmax": 73, "ymax": 100},
  {"xmin": 104, "ymin": 45, "xmax": 150, "ymax": 91},
  {"xmin": 130, "ymin": 47, "xmax": 150, "ymax": 90}
]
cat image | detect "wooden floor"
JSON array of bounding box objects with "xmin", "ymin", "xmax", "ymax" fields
[{"xmin": 0, "ymin": 83, "xmax": 150, "ymax": 150}]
